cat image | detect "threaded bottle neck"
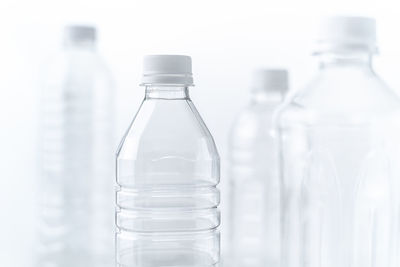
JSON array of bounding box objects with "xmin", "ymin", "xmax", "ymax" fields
[
  {"xmin": 316, "ymin": 51, "xmax": 373, "ymax": 70},
  {"xmin": 145, "ymin": 85, "xmax": 190, "ymax": 100},
  {"xmin": 250, "ymin": 89, "xmax": 284, "ymax": 104}
]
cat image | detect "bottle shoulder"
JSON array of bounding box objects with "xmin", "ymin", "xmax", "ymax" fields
[
  {"xmin": 42, "ymin": 51, "xmax": 113, "ymax": 82},
  {"xmin": 117, "ymin": 99, "xmax": 219, "ymax": 161},
  {"xmin": 229, "ymin": 103, "xmax": 277, "ymax": 144},
  {"xmin": 277, "ymin": 71, "xmax": 400, "ymax": 125}
]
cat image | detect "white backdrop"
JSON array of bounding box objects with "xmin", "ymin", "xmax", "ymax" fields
[{"xmin": 1, "ymin": 0, "xmax": 400, "ymax": 265}]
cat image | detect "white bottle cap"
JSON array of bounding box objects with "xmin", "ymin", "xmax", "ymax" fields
[
  {"xmin": 141, "ymin": 55, "xmax": 194, "ymax": 85},
  {"xmin": 314, "ymin": 16, "xmax": 377, "ymax": 54},
  {"xmin": 64, "ymin": 25, "xmax": 96, "ymax": 45},
  {"xmin": 251, "ymin": 69, "xmax": 289, "ymax": 93}
]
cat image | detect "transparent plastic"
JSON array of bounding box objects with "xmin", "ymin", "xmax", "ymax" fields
[
  {"xmin": 116, "ymin": 85, "xmax": 220, "ymax": 267},
  {"xmin": 37, "ymin": 34, "xmax": 115, "ymax": 267},
  {"xmin": 228, "ymin": 89, "xmax": 284, "ymax": 267},
  {"xmin": 276, "ymin": 51, "xmax": 400, "ymax": 267}
]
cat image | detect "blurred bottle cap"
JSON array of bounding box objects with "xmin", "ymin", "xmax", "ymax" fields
[{"xmin": 314, "ymin": 16, "xmax": 377, "ymax": 54}]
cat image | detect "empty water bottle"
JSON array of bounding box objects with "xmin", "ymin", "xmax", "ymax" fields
[
  {"xmin": 37, "ymin": 25, "xmax": 115, "ymax": 267},
  {"xmin": 116, "ymin": 55, "xmax": 220, "ymax": 267},
  {"xmin": 276, "ymin": 16, "xmax": 400, "ymax": 267},
  {"xmin": 228, "ymin": 69, "xmax": 288, "ymax": 267}
]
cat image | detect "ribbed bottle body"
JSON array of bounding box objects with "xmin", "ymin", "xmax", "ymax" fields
[
  {"xmin": 228, "ymin": 101, "xmax": 281, "ymax": 267},
  {"xmin": 38, "ymin": 48, "xmax": 114, "ymax": 267},
  {"xmin": 116, "ymin": 89, "xmax": 220, "ymax": 267}
]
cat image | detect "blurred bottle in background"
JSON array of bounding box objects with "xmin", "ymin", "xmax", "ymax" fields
[
  {"xmin": 37, "ymin": 25, "xmax": 115, "ymax": 267},
  {"xmin": 277, "ymin": 16, "xmax": 400, "ymax": 267},
  {"xmin": 116, "ymin": 55, "xmax": 220, "ymax": 267},
  {"xmin": 228, "ymin": 69, "xmax": 288, "ymax": 267}
]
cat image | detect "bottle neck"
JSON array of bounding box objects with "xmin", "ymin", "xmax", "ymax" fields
[
  {"xmin": 145, "ymin": 85, "xmax": 190, "ymax": 100},
  {"xmin": 317, "ymin": 50, "xmax": 373, "ymax": 70},
  {"xmin": 250, "ymin": 89, "xmax": 284, "ymax": 104},
  {"xmin": 64, "ymin": 40, "xmax": 96, "ymax": 51}
]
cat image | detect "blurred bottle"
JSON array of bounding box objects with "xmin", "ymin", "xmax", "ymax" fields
[
  {"xmin": 116, "ymin": 55, "xmax": 220, "ymax": 267},
  {"xmin": 276, "ymin": 16, "xmax": 400, "ymax": 267},
  {"xmin": 228, "ymin": 69, "xmax": 288, "ymax": 267},
  {"xmin": 37, "ymin": 25, "xmax": 115, "ymax": 267}
]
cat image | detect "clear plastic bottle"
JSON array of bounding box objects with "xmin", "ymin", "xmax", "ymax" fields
[
  {"xmin": 116, "ymin": 55, "xmax": 220, "ymax": 267},
  {"xmin": 228, "ymin": 69, "xmax": 288, "ymax": 267},
  {"xmin": 37, "ymin": 25, "xmax": 115, "ymax": 267},
  {"xmin": 276, "ymin": 16, "xmax": 400, "ymax": 267}
]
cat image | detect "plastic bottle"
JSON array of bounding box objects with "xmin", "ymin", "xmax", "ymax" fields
[
  {"xmin": 116, "ymin": 55, "xmax": 220, "ymax": 267},
  {"xmin": 37, "ymin": 25, "xmax": 115, "ymax": 267},
  {"xmin": 228, "ymin": 69, "xmax": 288, "ymax": 267},
  {"xmin": 276, "ymin": 16, "xmax": 400, "ymax": 267}
]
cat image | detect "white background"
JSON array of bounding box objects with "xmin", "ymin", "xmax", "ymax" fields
[{"xmin": 1, "ymin": 0, "xmax": 400, "ymax": 265}]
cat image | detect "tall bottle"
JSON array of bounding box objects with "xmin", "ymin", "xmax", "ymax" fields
[
  {"xmin": 116, "ymin": 55, "xmax": 220, "ymax": 267},
  {"xmin": 37, "ymin": 25, "xmax": 115, "ymax": 267},
  {"xmin": 276, "ymin": 16, "xmax": 400, "ymax": 267},
  {"xmin": 228, "ymin": 69, "xmax": 288, "ymax": 267}
]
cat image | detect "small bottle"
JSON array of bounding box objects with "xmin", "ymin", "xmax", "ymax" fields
[
  {"xmin": 277, "ymin": 16, "xmax": 400, "ymax": 267},
  {"xmin": 37, "ymin": 25, "xmax": 115, "ymax": 267},
  {"xmin": 228, "ymin": 69, "xmax": 288, "ymax": 267},
  {"xmin": 116, "ymin": 55, "xmax": 220, "ymax": 267}
]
